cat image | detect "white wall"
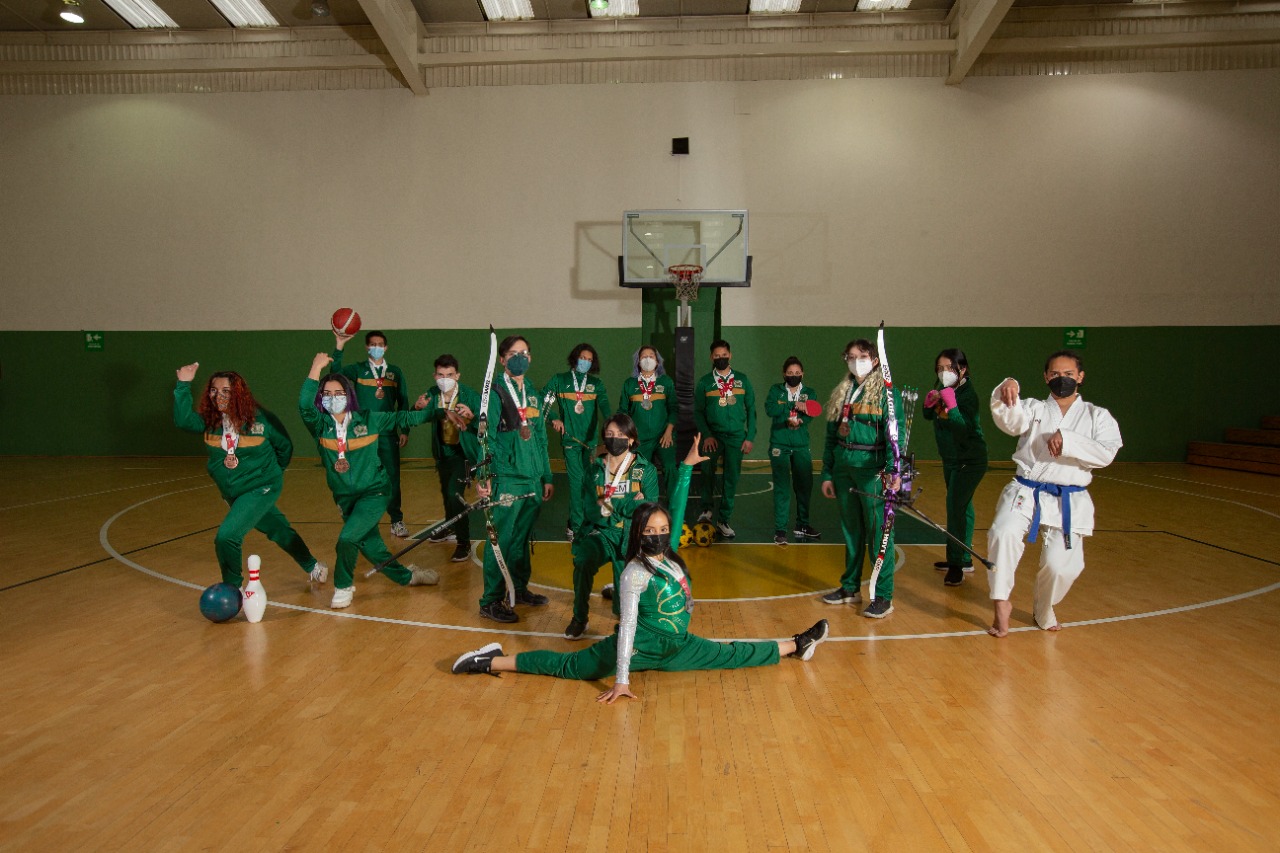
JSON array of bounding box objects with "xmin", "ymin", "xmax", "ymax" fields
[{"xmin": 2, "ymin": 68, "xmax": 1278, "ymax": 331}]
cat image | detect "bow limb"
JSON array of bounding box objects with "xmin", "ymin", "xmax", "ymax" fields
[{"xmin": 477, "ymin": 326, "xmax": 516, "ymax": 608}]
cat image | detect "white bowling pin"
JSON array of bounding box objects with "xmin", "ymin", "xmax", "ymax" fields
[{"xmin": 243, "ymin": 554, "xmax": 268, "ymax": 623}]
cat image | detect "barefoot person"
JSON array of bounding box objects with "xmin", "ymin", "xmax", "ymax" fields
[
  {"xmin": 986, "ymin": 351, "xmax": 1122, "ymax": 636},
  {"xmin": 450, "ymin": 437, "xmax": 829, "ymax": 700},
  {"xmin": 173, "ymin": 363, "xmax": 327, "ymax": 587}
]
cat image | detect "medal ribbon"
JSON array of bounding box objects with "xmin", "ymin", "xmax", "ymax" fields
[
  {"xmin": 371, "ymin": 361, "xmax": 386, "ymax": 393},
  {"xmin": 221, "ymin": 416, "xmax": 239, "ymax": 456},
  {"xmin": 572, "ymin": 370, "xmax": 585, "ymax": 404},
  {"xmin": 602, "ymin": 452, "xmax": 632, "ymax": 499},
  {"xmin": 503, "ymin": 375, "xmax": 530, "ymax": 429},
  {"xmin": 840, "ymin": 381, "xmax": 865, "ymax": 425},
  {"xmin": 334, "ymin": 415, "xmax": 349, "ymax": 460},
  {"xmin": 716, "ymin": 370, "xmax": 735, "ymax": 402},
  {"xmin": 638, "ymin": 375, "xmax": 655, "ymax": 402}
]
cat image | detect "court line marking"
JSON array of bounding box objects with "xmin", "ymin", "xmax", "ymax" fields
[
  {"xmin": 100, "ymin": 474, "xmax": 1280, "ymax": 643},
  {"xmin": 1151, "ymin": 474, "xmax": 1280, "ymax": 499},
  {"xmin": 1098, "ymin": 476, "xmax": 1280, "ymax": 522},
  {"xmin": 0, "ymin": 474, "xmax": 207, "ymax": 511}
]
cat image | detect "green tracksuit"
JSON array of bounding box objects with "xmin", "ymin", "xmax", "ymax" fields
[
  {"xmin": 460, "ymin": 376, "xmax": 553, "ymax": 607},
  {"xmin": 545, "ymin": 369, "xmax": 608, "ymax": 532},
  {"xmin": 570, "ymin": 451, "xmax": 660, "ymax": 623},
  {"xmin": 516, "ymin": 463, "xmax": 779, "ymax": 680},
  {"xmin": 422, "ymin": 382, "xmax": 482, "ymax": 545},
  {"xmin": 693, "ymin": 369, "xmax": 756, "ymax": 524},
  {"xmin": 330, "ymin": 347, "xmax": 410, "ymax": 525},
  {"xmin": 821, "ymin": 376, "xmax": 902, "ymax": 600},
  {"xmin": 299, "ymin": 378, "xmax": 431, "ymax": 589},
  {"xmin": 616, "ymin": 373, "xmax": 679, "ymax": 499},
  {"xmin": 921, "ymin": 379, "xmax": 989, "ymax": 567},
  {"xmin": 174, "ymin": 380, "xmax": 318, "ymax": 587},
  {"xmin": 764, "ymin": 382, "xmax": 820, "ymax": 533}
]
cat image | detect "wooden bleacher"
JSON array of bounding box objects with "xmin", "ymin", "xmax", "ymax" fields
[{"xmin": 1187, "ymin": 416, "xmax": 1280, "ymax": 475}]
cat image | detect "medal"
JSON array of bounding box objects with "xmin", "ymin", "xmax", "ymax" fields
[
  {"xmin": 519, "ymin": 425, "xmax": 532, "ymax": 440},
  {"xmin": 375, "ymin": 388, "xmax": 385, "ymax": 399},
  {"xmin": 220, "ymin": 420, "xmax": 241, "ymax": 469},
  {"xmin": 504, "ymin": 374, "xmax": 533, "ymax": 441},
  {"xmin": 599, "ymin": 501, "xmax": 612, "ymax": 518},
  {"xmin": 719, "ymin": 397, "xmax": 728, "ymax": 407},
  {"xmin": 574, "ymin": 401, "xmax": 585, "ymax": 415},
  {"xmin": 715, "ymin": 371, "xmax": 735, "ymax": 408},
  {"xmin": 333, "ymin": 416, "xmax": 350, "ymax": 473},
  {"xmin": 642, "ymin": 400, "xmax": 653, "ymax": 411},
  {"xmin": 727, "ymin": 395, "xmax": 736, "ymax": 406},
  {"xmin": 373, "ymin": 363, "xmax": 387, "ymax": 400},
  {"xmin": 599, "ymin": 454, "xmax": 630, "ymax": 520},
  {"xmin": 224, "ymin": 453, "xmax": 239, "ymax": 469},
  {"xmin": 335, "ymin": 457, "xmax": 350, "ymax": 473},
  {"xmin": 838, "ymin": 423, "xmax": 850, "ymax": 437}
]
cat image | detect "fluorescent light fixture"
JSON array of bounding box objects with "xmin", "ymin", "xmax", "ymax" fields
[
  {"xmin": 311, "ymin": 0, "xmax": 330, "ymax": 15},
  {"xmin": 588, "ymin": 0, "xmax": 639, "ymax": 16},
  {"xmin": 102, "ymin": 0, "xmax": 179, "ymax": 28},
  {"xmin": 857, "ymin": 0, "xmax": 910, "ymax": 8},
  {"xmin": 749, "ymin": 0, "xmax": 801, "ymax": 12},
  {"xmin": 478, "ymin": 0, "xmax": 534, "ymax": 20},
  {"xmin": 59, "ymin": 0, "xmax": 86, "ymax": 23},
  {"xmin": 208, "ymin": 0, "xmax": 279, "ymax": 27}
]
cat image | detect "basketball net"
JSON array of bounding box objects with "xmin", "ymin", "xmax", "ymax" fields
[{"xmin": 667, "ymin": 264, "xmax": 703, "ymax": 327}]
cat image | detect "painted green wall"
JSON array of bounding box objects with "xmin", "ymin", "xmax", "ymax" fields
[{"xmin": 1, "ymin": 326, "xmax": 1275, "ymax": 462}]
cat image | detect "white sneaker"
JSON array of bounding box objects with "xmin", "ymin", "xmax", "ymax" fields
[
  {"xmin": 391, "ymin": 521, "xmax": 410, "ymax": 539},
  {"xmin": 309, "ymin": 561, "xmax": 329, "ymax": 584},
  {"xmin": 697, "ymin": 510, "xmax": 713, "ymax": 523},
  {"xmin": 331, "ymin": 587, "xmax": 354, "ymax": 609},
  {"xmin": 408, "ymin": 564, "xmax": 439, "ymax": 586},
  {"xmin": 715, "ymin": 521, "xmax": 736, "ymax": 539},
  {"xmin": 963, "ymin": 565, "xmax": 975, "ymax": 573}
]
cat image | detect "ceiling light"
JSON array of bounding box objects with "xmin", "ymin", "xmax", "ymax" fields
[
  {"xmin": 59, "ymin": 0, "xmax": 86, "ymax": 23},
  {"xmin": 749, "ymin": 0, "xmax": 801, "ymax": 12},
  {"xmin": 207, "ymin": 0, "xmax": 279, "ymax": 27},
  {"xmin": 857, "ymin": 0, "xmax": 910, "ymax": 9},
  {"xmin": 101, "ymin": 0, "xmax": 179, "ymax": 28},
  {"xmin": 588, "ymin": 0, "xmax": 638, "ymax": 16},
  {"xmin": 311, "ymin": 0, "xmax": 330, "ymax": 15},
  {"xmin": 478, "ymin": 0, "xmax": 534, "ymax": 20}
]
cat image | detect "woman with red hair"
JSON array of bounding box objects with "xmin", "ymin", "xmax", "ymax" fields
[{"xmin": 173, "ymin": 362, "xmax": 327, "ymax": 589}]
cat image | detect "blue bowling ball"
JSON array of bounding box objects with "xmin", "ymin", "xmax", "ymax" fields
[{"xmin": 199, "ymin": 582, "xmax": 243, "ymax": 623}]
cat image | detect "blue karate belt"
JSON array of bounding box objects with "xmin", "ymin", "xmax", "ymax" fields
[{"xmin": 1016, "ymin": 476, "xmax": 1087, "ymax": 550}]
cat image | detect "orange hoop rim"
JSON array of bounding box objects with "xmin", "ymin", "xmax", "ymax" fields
[{"xmin": 667, "ymin": 264, "xmax": 704, "ymax": 281}]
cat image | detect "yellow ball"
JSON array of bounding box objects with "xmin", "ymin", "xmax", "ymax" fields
[
  {"xmin": 693, "ymin": 522, "xmax": 716, "ymax": 547},
  {"xmin": 679, "ymin": 523, "xmax": 695, "ymax": 549}
]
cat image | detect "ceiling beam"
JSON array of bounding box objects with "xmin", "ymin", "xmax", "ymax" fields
[
  {"xmin": 986, "ymin": 27, "xmax": 1280, "ymax": 54},
  {"xmin": 353, "ymin": 0, "xmax": 429, "ymax": 95},
  {"xmin": 0, "ymin": 55, "xmax": 391, "ymax": 74},
  {"xmin": 946, "ymin": 0, "xmax": 1016, "ymax": 85}
]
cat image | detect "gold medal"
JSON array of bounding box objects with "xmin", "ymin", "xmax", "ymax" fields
[
  {"xmin": 334, "ymin": 457, "xmax": 351, "ymax": 473},
  {"xmin": 838, "ymin": 422, "xmax": 850, "ymax": 437},
  {"xmin": 719, "ymin": 397, "xmax": 728, "ymax": 407},
  {"xmin": 574, "ymin": 401, "xmax": 585, "ymax": 415},
  {"xmin": 519, "ymin": 425, "xmax": 532, "ymax": 440},
  {"xmin": 375, "ymin": 388, "xmax": 385, "ymax": 399},
  {"xmin": 223, "ymin": 453, "xmax": 239, "ymax": 469}
]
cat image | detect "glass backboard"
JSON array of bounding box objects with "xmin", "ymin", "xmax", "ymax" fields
[{"xmin": 619, "ymin": 210, "xmax": 751, "ymax": 287}]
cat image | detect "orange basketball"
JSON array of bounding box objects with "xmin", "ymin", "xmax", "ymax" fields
[{"xmin": 331, "ymin": 308, "xmax": 361, "ymax": 336}]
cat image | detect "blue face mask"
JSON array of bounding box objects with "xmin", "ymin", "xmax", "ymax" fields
[
  {"xmin": 322, "ymin": 395, "xmax": 348, "ymax": 415},
  {"xmin": 507, "ymin": 352, "xmax": 530, "ymax": 376},
  {"xmin": 576, "ymin": 358, "xmax": 593, "ymax": 374},
  {"xmin": 367, "ymin": 346, "xmax": 386, "ymax": 361}
]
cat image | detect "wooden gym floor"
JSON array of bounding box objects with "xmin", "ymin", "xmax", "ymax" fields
[{"xmin": 2, "ymin": 457, "xmax": 1279, "ymax": 851}]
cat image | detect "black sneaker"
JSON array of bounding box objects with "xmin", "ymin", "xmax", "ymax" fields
[
  {"xmin": 428, "ymin": 527, "xmax": 456, "ymax": 543},
  {"xmin": 794, "ymin": 525, "xmax": 822, "ymax": 540},
  {"xmin": 774, "ymin": 531, "xmax": 788, "ymax": 546},
  {"xmin": 791, "ymin": 619, "xmax": 829, "ymax": 661},
  {"xmin": 515, "ymin": 588, "xmax": 549, "ymax": 607},
  {"xmin": 862, "ymin": 598, "xmax": 894, "ymax": 619},
  {"xmin": 450, "ymin": 542, "xmax": 471, "ymax": 562},
  {"xmin": 601, "ymin": 584, "xmax": 614, "ymax": 601},
  {"xmin": 479, "ymin": 601, "xmax": 518, "ymax": 623},
  {"xmin": 944, "ymin": 565, "xmax": 964, "ymax": 586},
  {"xmin": 821, "ymin": 588, "xmax": 857, "ymax": 605},
  {"xmin": 563, "ymin": 618, "xmax": 587, "ymax": 640},
  {"xmin": 452, "ymin": 642, "xmax": 503, "ymax": 674},
  {"xmin": 933, "ymin": 561, "xmax": 949, "ymax": 571}
]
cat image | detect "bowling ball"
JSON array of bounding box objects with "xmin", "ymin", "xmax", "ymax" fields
[
  {"xmin": 678, "ymin": 523, "xmax": 694, "ymax": 549},
  {"xmin": 693, "ymin": 522, "xmax": 716, "ymax": 547},
  {"xmin": 199, "ymin": 582, "xmax": 243, "ymax": 623}
]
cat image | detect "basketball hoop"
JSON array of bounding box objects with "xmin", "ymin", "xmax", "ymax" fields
[{"xmin": 667, "ymin": 264, "xmax": 704, "ymax": 303}]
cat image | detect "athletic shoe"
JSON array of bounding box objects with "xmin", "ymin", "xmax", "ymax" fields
[
  {"xmin": 450, "ymin": 543, "xmax": 471, "ymax": 562},
  {"xmin": 479, "ymin": 601, "xmax": 518, "ymax": 623},
  {"xmin": 791, "ymin": 619, "xmax": 829, "ymax": 661},
  {"xmin": 794, "ymin": 525, "xmax": 822, "ymax": 540},
  {"xmin": 697, "ymin": 510, "xmax": 713, "ymax": 523},
  {"xmin": 715, "ymin": 522, "xmax": 736, "ymax": 539},
  {"xmin": 821, "ymin": 588, "xmax": 857, "ymax": 605},
  {"xmin": 428, "ymin": 528, "xmax": 456, "ymax": 543},
  {"xmin": 862, "ymin": 598, "xmax": 894, "ymax": 619},
  {"xmin": 514, "ymin": 588, "xmax": 549, "ymax": 607},
  {"xmin": 944, "ymin": 566, "xmax": 964, "ymax": 587},
  {"xmin": 563, "ymin": 618, "xmax": 588, "ymax": 640},
  {"xmin": 962, "ymin": 564, "xmax": 975, "ymax": 574},
  {"xmin": 331, "ymin": 587, "xmax": 354, "ymax": 609},
  {"xmin": 391, "ymin": 521, "xmax": 410, "ymax": 539},
  {"xmin": 774, "ymin": 531, "xmax": 788, "ymax": 546},
  {"xmin": 601, "ymin": 584, "xmax": 614, "ymax": 601},
  {"xmin": 934, "ymin": 561, "xmax": 950, "ymax": 571},
  {"xmin": 408, "ymin": 565, "xmax": 439, "ymax": 586},
  {"xmin": 309, "ymin": 561, "xmax": 329, "ymax": 584},
  {"xmin": 452, "ymin": 642, "xmax": 503, "ymax": 675}
]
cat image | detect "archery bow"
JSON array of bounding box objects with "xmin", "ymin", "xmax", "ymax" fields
[
  {"xmin": 364, "ymin": 490, "xmax": 537, "ymax": 577},
  {"xmin": 867, "ymin": 321, "xmax": 903, "ymax": 604},
  {"xmin": 477, "ymin": 325, "xmax": 517, "ymax": 608}
]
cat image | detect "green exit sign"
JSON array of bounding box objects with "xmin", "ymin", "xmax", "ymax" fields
[
  {"xmin": 84, "ymin": 331, "xmax": 105, "ymax": 352},
  {"xmin": 1063, "ymin": 328, "xmax": 1086, "ymax": 348}
]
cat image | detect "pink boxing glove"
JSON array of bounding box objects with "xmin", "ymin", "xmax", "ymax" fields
[
  {"xmin": 939, "ymin": 387, "xmax": 957, "ymax": 411},
  {"xmin": 924, "ymin": 390, "xmax": 941, "ymax": 409}
]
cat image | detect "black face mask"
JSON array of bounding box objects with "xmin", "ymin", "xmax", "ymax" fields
[
  {"xmin": 785, "ymin": 375, "xmax": 803, "ymax": 388},
  {"xmin": 1048, "ymin": 376, "xmax": 1078, "ymax": 399},
  {"xmin": 603, "ymin": 436, "xmax": 631, "ymax": 456},
  {"xmin": 639, "ymin": 534, "xmax": 668, "ymax": 557},
  {"xmin": 713, "ymin": 357, "xmax": 730, "ymax": 371}
]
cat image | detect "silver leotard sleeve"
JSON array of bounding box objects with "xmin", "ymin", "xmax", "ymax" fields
[{"xmin": 614, "ymin": 560, "xmax": 650, "ymax": 685}]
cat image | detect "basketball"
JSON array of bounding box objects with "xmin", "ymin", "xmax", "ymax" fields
[
  {"xmin": 679, "ymin": 523, "xmax": 694, "ymax": 549},
  {"xmin": 199, "ymin": 582, "xmax": 243, "ymax": 623},
  {"xmin": 331, "ymin": 307, "xmax": 361, "ymax": 336},
  {"xmin": 693, "ymin": 522, "xmax": 716, "ymax": 547}
]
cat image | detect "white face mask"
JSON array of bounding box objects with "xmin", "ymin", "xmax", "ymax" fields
[
  {"xmin": 851, "ymin": 357, "xmax": 874, "ymax": 379},
  {"xmin": 322, "ymin": 395, "xmax": 348, "ymax": 415},
  {"xmin": 639, "ymin": 357, "xmax": 657, "ymax": 373},
  {"xmin": 938, "ymin": 370, "xmax": 959, "ymax": 388},
  {"xmin": 436, "ymin": 377, "xmax": 457, "ymax": 394}
]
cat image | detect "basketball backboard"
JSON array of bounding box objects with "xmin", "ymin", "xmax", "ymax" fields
[{"xmin": 619, "ymin": 210, "xmax": 751, "ymax": 288}]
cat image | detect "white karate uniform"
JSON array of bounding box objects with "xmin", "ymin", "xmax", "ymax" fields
[{"xmin": 986, "ymin": 382, "xmax": 1123, "ymax": 628}]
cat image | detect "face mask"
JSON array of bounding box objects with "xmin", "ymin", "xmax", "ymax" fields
[
  {"xmin": 322, "ymin": 395, "xmax": 348, "ymax": 415},
  {"xmin": 852, "ymin": 357, "xmax": 874, "ymax": 379},
  {"xmin": 1048, "ymin": 376, "xmax": 1078, "ymax": 399},
  {"xmin": 367, "ymin": 346, "xmax": 386, "ymax": 361},
  {"xmin": 639, "ymin": 357, "xmax": 657, "ymax": 373},
  {"xmin": 576, "ymin": 358, "xmax": 593, "ymax": 374},
  {"xmin": 603, "ymin": 436, "xmax": 631, "ymax": 457},
  {"xmin": 713, "ymin": 357, "xmax": 730, "ymax": 371},
  {"xmin": 506, "ymin": 352, "xmax": 530, "ymax": 376},
  {"xmin": 785, "ymin": 375, "xmax": 803, "ymax": 388},
  {"xmin": 436, "ymin": 377, "xmax": 457, "ymax": 394},
  {"xmin": 938, "ymin": 370, "xmax": 959, "ymax": 388},
  {"xmin": 639, "ymin": 534, "xmax": 668, "ymax": 557}
]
